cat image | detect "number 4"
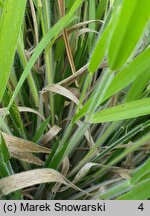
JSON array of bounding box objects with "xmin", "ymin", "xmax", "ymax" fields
[{"xmin": 138, "ymin": 203, "xmax": 144, "ymax": 211}]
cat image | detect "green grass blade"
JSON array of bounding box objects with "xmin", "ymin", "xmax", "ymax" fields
[
  {"xmin": 99, "ymin": 181, "xmax": 131, "ymax": 200},
  {"xmin": 131, "ymin": 158, "xmax": 150, "ymax": 185},
  {"xmin": 88, "ymin": 0, "xmax": 96, "ymax": 51},
  {"xmin": 96, "ymin": 0, "xmax": 108, "ymax": 20},
  {"xmin": 126, "ymin": 71, "xmax": 150, "ymax": 102},
  {"xmin": 117, "ymin": 179, "xmax": 150, "ymax": 200},
  {"xmin": 0, "ymin": 0, "xmax": 26, "ymax": 102},
  {"xmin": 0, "ymin": 135, "xmax": 11, "ymax": 163},
  {"xmin": 88, "ymin": 3, "xmax": 120, "ymax": 73},
  {"xmin": 108, "ymin": 0, "xmax": 150, "ymax": 70},
  {"xmin": 88, "ymin": 19, "xmax": 113, "ymax": 73},
  {"xmin": 32, "ymin": 117, "xmax": 50, "ymax": 143},
  {"xmin": 2, "ymin": 85, "xmax": 26, "ymax": 138},
  {"xmin": 0, "ymin": 135, "xmax": 10, "ymax": 177},
  {"xmin": 90, "ymin": 98, "xmax": 150, "ymax": 123},
  {"xmin": 17, "ymin": 37, "xmax": 39, "ymax": 106}
]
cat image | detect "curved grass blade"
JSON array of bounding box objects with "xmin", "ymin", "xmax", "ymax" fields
[
  {"xmin": 40, "ymin": 125, "xmax": 61, "ymax": 145},
  {"xmin": 2, "ymin": 132, "xmax": 50, "ymax": 154},
  {"xmin": 42, "ymin": 84, "xmax": 79, "ymax": 105},
  {"xmin": 1, "ymin": 132, "xmax": 50, "ymax": 165},
  {"xmin": 0, "ymin": 168, "xmax": 84, "ymax": 197}
]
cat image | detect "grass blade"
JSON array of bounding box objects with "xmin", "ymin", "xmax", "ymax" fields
[
  {"xmin": 108, "ymin": 0, "xmax": 150, "ymax": 70},
  {"xmin": 90, "ymin": 98, "xmax": 150, "ymax": 123},
  {"xmin": 0, "ymin": 168, "xmax": 83, "ymax": 197},
  {"xmin": 0, "ymin": 0, "xmax": 26, "ymax": 102},
  {"xmin": 117, "ymin": 179, "xmax": 150, "ymax": 200}
]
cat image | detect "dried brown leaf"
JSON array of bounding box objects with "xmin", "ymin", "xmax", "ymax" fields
[
  {"xmin": 42, "ymin": 84, "xmax": 79, "ymax": 105},
  {"xmin": 0, "ymin": 106, "xmax": 46, "ymax": 122},
  {"xmin": 11, "ymin": 152, "xmax": 44, "ymax": 166},
  {"xmin": 1, "ymin": 132, "xmax": 50, "ymax": 165},
  {"xmin": 40, "ymin": 125, "xmax": 61, "ymax": 145},
  {"xmin": 2, "ymin": 132, "xmax": 50, "ymax": 153},
  {"xmin": 76, "ymin": 120, "xmax": 95, "ymax": 148},
  {"xmin": 58, "ymin": 64, "xmax": 88, "ymax": 86},
  {"xmin": 57, "ymin": 20, "xmax": 103, "ymax": 40},
  {"xmin": 0, "ymin": 168, "xmax": 84, "ymax": 197},
  {"xmin": 77, "ymin": 28, "xmax": 98, "ymax": 37},
  {"xmin": 52, "ymin": 156, "xmax": 70, "ymax": 193}
]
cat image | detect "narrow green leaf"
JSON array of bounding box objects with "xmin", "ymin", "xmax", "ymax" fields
[
  {"xmin": 96, "ymin": 0, "xmax": 108, "ymax": 19},
  {"xmin": 88, "ymin": 20, "xmax": 112, "ymax": 73},
  {"xmin": 90, "ymin": 98, "xmax": 150, "ymax": 123},
  {"xmin": 88, "ymin": 0, "xmax": 96, "ymax": 51},
  {"xmin": 2, "ymin": 85, "xmax": 25, "ymax": 137},
  {"xmin": 117, "ymin": 179, "xmax": 150, "ymax": 200},
  {"xmin": 17, "ymin": 36, "xmax": 39, "ymax": 106},
  {"xmin": 0, "ymin": 0, "xmax": 26, "ymax": 102},
  {"xmin": 126, "ymin": 71, "xmax": 150, "ymax": 102},
  {"xmin": 0, "ymin": 135, "xmax": 11, "ymax": 163},
  {"xmin": 0, "ymin": 160, "xmax": 9, "ymax": 177},
  {"xmin": 32, "ymin": 117, "xmax": 50, "ymax": 143},
  {"xmin": 131, "ymin": 158, "xmax": 150, "ymax": 184},
  {"xmin": 88, "ymin": 4, "xmax": 120, "ymax": 73},
  {"xmin": 99, "ymin": 181, "xmax": 131, "ymax": 200},
  {"xmin": 108, "ymin": 0, "xmax": 150, "ymax": 70},
  {"xmin": 0, "ymin": 135, "xmax": 10, "ymax": 177}
]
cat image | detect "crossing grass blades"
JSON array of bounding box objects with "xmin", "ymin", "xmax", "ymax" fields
[{"xmin": 0, "ymin": 0, "xmax": 150, "ymax": 200}]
